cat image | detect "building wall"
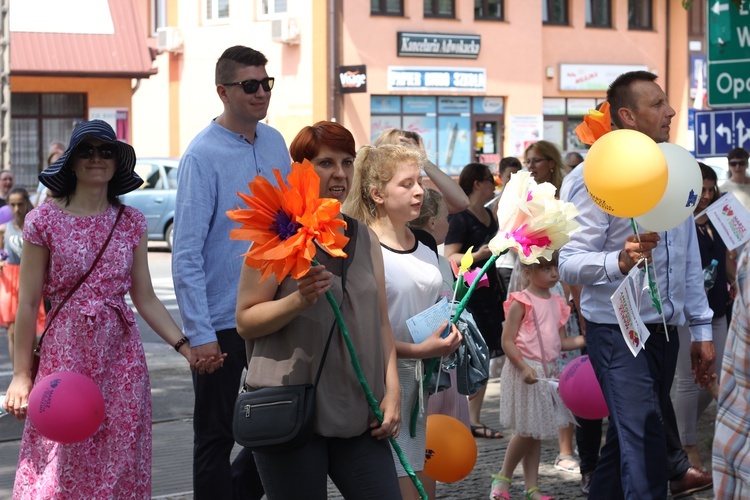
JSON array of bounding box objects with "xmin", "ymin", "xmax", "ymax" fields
[
  {"xmin": 130, "ymin": 0, "xmax": 693, "ymax": 162},
  {"xmin": 11, "ymin": 76, "xmax": 133, "ymax": 108},
  {"xmin": 131, "ymin": 0, "xmax": 329, "ymax": 158}
]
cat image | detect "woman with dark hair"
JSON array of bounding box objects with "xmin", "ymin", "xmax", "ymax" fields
[
  {"xmin": 444, "ymin": 162, "xmax": 505, "ymax": 440},
  {"xmin": 675, "ymin": 162, "xmax": 734, "ymax": 469},
  {"xmin": 2, "ymin": 120, "xmax": 220, "ymax": 497},
  {"xmin": 235, "ymin": 121, "xmax": 402, "ymax": 498}
]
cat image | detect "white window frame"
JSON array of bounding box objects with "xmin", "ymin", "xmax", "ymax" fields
[
  {"xmin": 204, "ymin": 0, "xmax": 230, "ymax": 24},
  {"xmin": 257, "ymin": 0, "xmax": 288, "ymax": 20},
  {"xmin": 151, "ymin": 0, "xmax": 167, "ymax": 36}
]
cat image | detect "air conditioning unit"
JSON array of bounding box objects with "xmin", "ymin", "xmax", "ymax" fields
[
  {"xmin": 271, "ymin": 17, "xmax": 300, "ymax": 45},
  {"xmin": 156, "ymin": 26, "xmax": 184, "ymax": 54}
]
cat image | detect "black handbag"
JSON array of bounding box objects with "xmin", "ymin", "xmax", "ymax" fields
[{"xmin": 232, "ymin": 217, "xmax": 357, "ymax": 453}]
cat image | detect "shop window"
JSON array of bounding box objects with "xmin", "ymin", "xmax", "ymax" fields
[
  {"xmin": 10, "ymin": 93, "xmax": 85, "ymax": 186},
  {"xmin": 205, "ymin": 0, "xmax": 229, "ymax": 22},
  {"xmin": 628, "ymin": 0, "xmax": 652, "ymax": 30},
  {"xmin": 371, "ymin": 95, "xmax": 504, "ymax": 174},
  {"xmin": 543, "ymin": 0, "xmax": 569, "ymax": 26},
  {"xmin": 475, "ymin": 0, "xmax": 504, "ymax": 20},
  {"xmin": 542, "ymin": 97, "xmax": 603, "ymax": 153},
  {"xmin": 371, "ymin": 0, "xmax": 404, "ymax": 16},
  {"xmin": 424, "ymin": 0, "xmax": 455, "ymax": 19},
  {"xmin": 586, "ymin": 0, "xmax": 611, "ymax": 28}
]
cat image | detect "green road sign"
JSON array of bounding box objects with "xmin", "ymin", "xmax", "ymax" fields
[{"xmin": 707, "ymin": 0, "xmax": 750, "ymax": 106}]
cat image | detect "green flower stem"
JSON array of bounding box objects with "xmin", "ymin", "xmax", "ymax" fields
[
  {"xmin": 451, "ymin": 253, "xmax": 500, "ymax": 322},
  {"xmin": 316, "ymin": 263, "xmax": 427, "ymax": 500}
]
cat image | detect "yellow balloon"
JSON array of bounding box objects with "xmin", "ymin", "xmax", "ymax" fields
[{"xmin": 583, "ymin": 129, "xmax": 668, "ymax": 218}]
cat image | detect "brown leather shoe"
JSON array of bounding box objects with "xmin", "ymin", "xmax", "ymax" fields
[{"xmin": 670, "ymin": 466, "xmax": 713, "ymax": 499}]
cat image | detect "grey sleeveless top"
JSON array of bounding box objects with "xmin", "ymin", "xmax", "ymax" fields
[
  {"xmin": 4, "ymin": 221, "xmax": 23, "ymax": 265},
  {"xmin": 245, "ymin": 219, "xmax": 385, "ymax": 438}
]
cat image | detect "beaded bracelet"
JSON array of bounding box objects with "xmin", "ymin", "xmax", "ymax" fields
[{"xmin": 173, "ymin": 336, "xmax": 189, "ymax": 352}]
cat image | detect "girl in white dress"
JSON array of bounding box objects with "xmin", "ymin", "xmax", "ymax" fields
[
  {"xmin": 343, "ymin": 145, "xmax": 462, "ymax": 500},
  {"xmin": 490, "ymin": 254, "xmax": 584, "ymax": 500}
]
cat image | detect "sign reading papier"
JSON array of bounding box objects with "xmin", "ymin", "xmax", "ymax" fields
[{"xmin": 387, "ymin": 66, "xmax": 486, "ymax": 92}]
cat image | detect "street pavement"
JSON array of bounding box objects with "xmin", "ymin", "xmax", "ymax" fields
[{"xmin": 0, "ymin": 245, "xmax": 718, "ymax": 499}]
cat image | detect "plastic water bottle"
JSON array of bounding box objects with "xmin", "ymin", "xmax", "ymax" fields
[{"xmin": 702, "ymin": 259, "xmax": 719, "ymax": 292}]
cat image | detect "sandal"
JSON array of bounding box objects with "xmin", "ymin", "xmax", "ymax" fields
[
  {"xmin": 471, "ymin": 424, "xmax": 504, "ymax": 439},
  {"xmin": 553, "ymin": 454, "xmax": 580, "ymax": 473},
  {"xmin": 524, "ymin": 486, "xmax": 554, "ymax": 500},
  {"xmin": 490, "ymin": 474, "xmax": 511, "ymax": 500}
]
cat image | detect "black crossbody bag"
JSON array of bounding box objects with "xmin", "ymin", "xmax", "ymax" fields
[{"xmin": 232, "ymin": 217, "xmax": 356, "ymax": 453}]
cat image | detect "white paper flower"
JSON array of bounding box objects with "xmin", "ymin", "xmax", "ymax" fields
[{"xmin": 488, "ymin": 171, "xmax": 580, "ymax": 264}]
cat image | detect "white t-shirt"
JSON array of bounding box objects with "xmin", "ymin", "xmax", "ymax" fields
[{"xmin": 380, "ymin": 240, "xmax": 442, "ymax": 343}]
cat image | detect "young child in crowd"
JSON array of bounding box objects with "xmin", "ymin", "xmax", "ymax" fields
[
  {"xmin": 343, "ymin": 144, "xmax": 462, "ymax": 500},
  {"xmin": 408, "ymin": 187, "xmax": 470, "ymax": 429},
  {"xmin": 490, "ymin": 253, "xmax": 585, "ymax": 500},
  {"xmin": 0, "ymin": 188, "xmax": 45, "ymax": 366}
]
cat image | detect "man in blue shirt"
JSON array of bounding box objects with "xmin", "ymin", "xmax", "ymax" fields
[
  {"xmin": 559, "ymin": 71, "xmax": 714, "ymax": 500},
  {"xmin": 172, "ymin": 46, "xmax": 290, "ymax": 499}
]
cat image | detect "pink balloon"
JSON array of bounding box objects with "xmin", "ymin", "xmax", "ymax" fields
[
  {"xmin": 28, "ymin": 371, "xmax": 105, "ymax": 444},
  {"xmin": 558, "ymin": 355, "xmax": 609, "ymax": 420},
  {"xmin": 0, "ymin": 205, "xmax": 12, "ymax": 225}
]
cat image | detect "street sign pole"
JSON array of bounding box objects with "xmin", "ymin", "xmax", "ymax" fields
[{"xmin": 707, "ymin": 0, "xmax": 750, "ymax": 107}]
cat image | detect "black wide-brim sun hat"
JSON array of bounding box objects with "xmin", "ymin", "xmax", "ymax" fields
[{"xmin": 39, "ymin": 119, "xmax": 143, "ymax": 196}]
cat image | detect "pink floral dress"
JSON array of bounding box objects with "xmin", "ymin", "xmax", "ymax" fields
[{"xmin": 15, "ymin": 202, "xmax": 151, "ymax": 499}]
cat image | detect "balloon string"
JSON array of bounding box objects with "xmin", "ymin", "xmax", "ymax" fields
[{"xmin": 628, "ymin": 219, "xmax": 668, "ymax": 339}]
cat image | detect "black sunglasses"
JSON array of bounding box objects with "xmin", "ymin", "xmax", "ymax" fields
[
  {"xmin": 75, "ymin": 143, "xmax": 116, "ymax": 160},
  {"xmin": 729, "ymin": 160, "xmax": 748, "ymax": 167},
  {"xmin": 222, "ymin": 77, "xmax": 275, "ymax": 94}
]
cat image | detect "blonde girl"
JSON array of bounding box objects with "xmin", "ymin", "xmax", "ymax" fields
[
  {"xmin": 343, "ymin": 145, "xmax": 462, "ymax": 500},
  {"xmin": 490, "ymin": 253, "xmax": 585, "ymax": 500}
]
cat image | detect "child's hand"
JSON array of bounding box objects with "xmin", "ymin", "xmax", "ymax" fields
[
  {"xmin": 521, "ymin": 365, "xmax": 538, "ymax": 385},
  {"xmin": 420, "ymin": 320, "xmax": 462, "ymax": 358},
  {"xmin": 706, "ymin": 373, "xmax": 719, "ymax": 400}
]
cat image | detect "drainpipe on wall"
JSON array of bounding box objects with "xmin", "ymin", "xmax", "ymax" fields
[
  {"xmin": 665, "ymin": 0, "xmax": 670, "ymax": 94},
  {"xmin": 329, "ymin": 0, "xmax": 340, "ymax": 121}
]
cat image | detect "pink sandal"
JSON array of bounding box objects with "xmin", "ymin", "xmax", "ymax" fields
[
  {"xmin": 490, "ymin": 474, "xmax": 511, "ymax": 499},
  {"xmin": 524, "ymin": 486, "xmax": 554, "ymax": 500}
]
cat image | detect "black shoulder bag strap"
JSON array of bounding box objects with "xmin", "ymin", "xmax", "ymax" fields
[
  {"xmin": 311, "ymin": 216, "xmax": 358, "ymax": 388},
  {"xmin": 35, "ymin": 205, "xmax": 126, "ymax": 354}
]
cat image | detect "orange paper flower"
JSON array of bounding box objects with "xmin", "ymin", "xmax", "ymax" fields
[
  {"xmin": 227, "ymin": 160, "xmax": 349, "ymax": 283},
  {"xmin": 574, "ymin": 101, "xmax": 612, "ymax": 146}
]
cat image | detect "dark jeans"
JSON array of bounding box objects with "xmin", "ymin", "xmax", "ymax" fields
[
  {"xmin": 585, "ymin": 321, "xmax": 690, "ymax": 500},
  {"xmin": 576, "ymin": 416, "xmax": 603, "ymax": 475},
  {"xmin": 193, "ymin": 328, "xmax": 263, "ymax": 500},
  {"xmin": 254, "ymin": 431, "xmax": 400, "ymax": 499}
]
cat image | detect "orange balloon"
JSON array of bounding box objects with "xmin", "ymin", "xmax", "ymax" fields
[
  {"xmin": 583, "ymin": 129, "xmax": 668, "ymax": 218},
  {"xmin": 424, "ymin": 415, "xmax": 477, "ymax": 483}
]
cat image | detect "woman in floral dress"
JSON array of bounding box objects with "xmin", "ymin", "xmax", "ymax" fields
[{"xmin": 2, "ymin": 120, "xmax": 220, "ymax": 498}]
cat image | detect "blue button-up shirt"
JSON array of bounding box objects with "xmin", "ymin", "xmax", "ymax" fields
[
  {"xmin": 172, "ymin": 120, "xmax": 290, "ymax": 347},
  {"xmin": 559, "ymin": 165, "xmax": 713, "ymax": 342}
]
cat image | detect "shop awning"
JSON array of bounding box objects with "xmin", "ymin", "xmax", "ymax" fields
[{"xmin": 9, "ymin": 0, "xmax": 157, "ymax": 78}]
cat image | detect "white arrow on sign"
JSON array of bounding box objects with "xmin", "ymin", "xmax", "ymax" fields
[
  {"xmin": 712, "ymin": 0, "xmax": 729, "ymax": 15},
  {"xmin": 738, "ymin": 118, "xmax": 750, "ymax": 148},
  {"xmin": 717, "ymin": 123, "xmax": 732, "ymax": 144},
  {"xmin": 700, "ymin": 122, "xmax": 709, "ymax": 145}
]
